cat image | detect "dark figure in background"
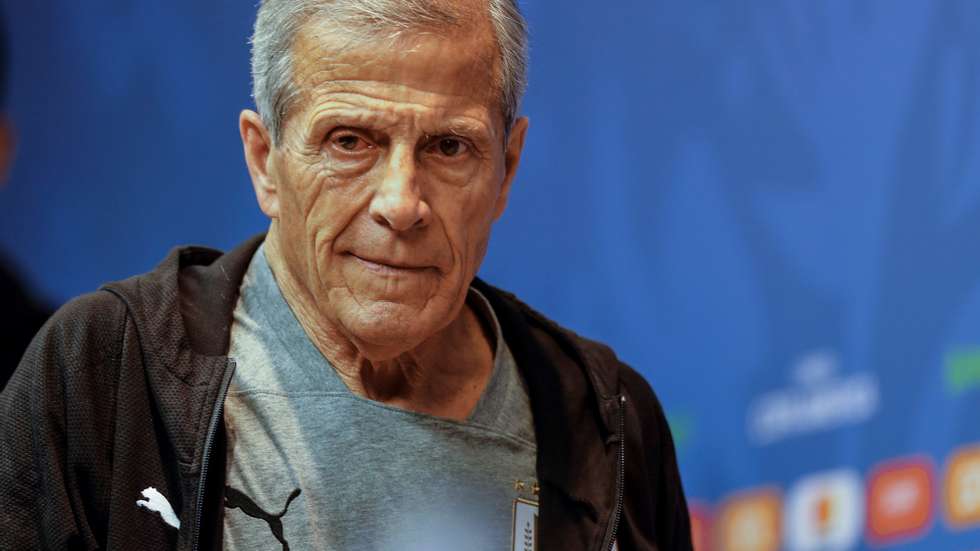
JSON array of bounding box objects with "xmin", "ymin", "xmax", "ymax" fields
[
  {"xmin": 0, "ymin": 257, "xmax": 52, "ymax": 389},
  {"xmin": 0, "ymin": 11, "xmax": 52, "ymax": 390}
]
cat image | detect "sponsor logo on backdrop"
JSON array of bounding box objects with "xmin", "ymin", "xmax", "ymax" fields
[
  {"xmin": 717, "ymin": 488, "xmax": 781, "ymax": 551},
  {"xmin": 945, "ymin": 349, "xmax": 980, "ymax": 395},
  {"xmin": 747, "ymin": 350, "xmax": 879, "ymax": 445},
  {"xmin": 784, "ymin": 469, "xmax": 863, "ymax": 551},
  {"xmin": 943, "ymin": 444, "xmax": 980, "ymax": 529},
  {"xmin": 866, "ymin": 456, "xmax": 934, "ymax": 546},
  {"xmin": 688, "ymin": 502, "xmax": 712, "ymax": 551}
]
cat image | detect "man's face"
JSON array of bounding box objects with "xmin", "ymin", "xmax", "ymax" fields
[{"xmin": 250, "ymin": 20, "xmax": 527, "ymax": 359}]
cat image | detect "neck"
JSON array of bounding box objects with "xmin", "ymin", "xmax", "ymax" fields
[{"xmin": 263, "ymin": 231, "xmax": 495, "ymax": 420}]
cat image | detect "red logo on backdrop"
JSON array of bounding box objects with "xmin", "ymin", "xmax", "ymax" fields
[
  {"xmin": 865, "ymin": 456, "xmax": 934, "ymax": 546},
  {"xmin": 689, "ymin": 502, "xmax": 712, "ymax": 551}
]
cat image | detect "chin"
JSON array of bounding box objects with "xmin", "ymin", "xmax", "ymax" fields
[{"xmin": 335, "ymin": 298, "xmax": 447, "ymax": 359}]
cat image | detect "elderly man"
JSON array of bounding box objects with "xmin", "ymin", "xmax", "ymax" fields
[{"xmin": 1, "ymin": 0, "xmax": 691, "ymax": 549}]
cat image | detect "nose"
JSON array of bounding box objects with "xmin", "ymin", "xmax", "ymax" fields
[{"xmin": 368, "ymin": 145, "xmax": 431, "ymax": 231}]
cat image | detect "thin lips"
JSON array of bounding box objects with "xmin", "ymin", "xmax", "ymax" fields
[{"xmin": 350, "ymin": 252, "xmax": 433, "ymax": 271}]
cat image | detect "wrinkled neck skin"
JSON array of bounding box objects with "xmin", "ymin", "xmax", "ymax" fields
[{"xmin": 264, "ymin": 229, "xmax": 495, "ymax": 420}]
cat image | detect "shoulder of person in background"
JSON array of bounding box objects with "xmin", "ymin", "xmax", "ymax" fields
[
  {"xmin": 0, "ymin": 8, "xmax": 55, "ymax": 392},
  {"xmin": 0, "ymin": 253, "xmax": 54, "ymax": 391}
]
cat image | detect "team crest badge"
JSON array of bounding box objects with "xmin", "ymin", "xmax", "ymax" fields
[{"xmin": 512, "ymin": 497, "xmax": 538, "ymax": 551}]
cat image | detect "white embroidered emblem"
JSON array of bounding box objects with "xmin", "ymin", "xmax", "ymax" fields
[
  {"xmin": 136, "ymin": 487, "xmax": 181, "ymax": 530},
  {"xmin": 512, "ymin": 498, "xmax": 538, "ymax": 551}
]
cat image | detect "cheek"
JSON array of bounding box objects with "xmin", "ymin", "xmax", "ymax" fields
[
  {"xmin": 309, "ymin": 185, "xmax": 371, "ymax": 273},
  {"xmin": 278, "ymin": 162, "xmax": 372, "ymax": 285},
  {"xmin": 433, "ymin": 179, "xmax": 500, "ymax": 277}
]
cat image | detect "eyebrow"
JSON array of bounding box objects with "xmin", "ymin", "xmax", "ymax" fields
[
  {"xmin": 306, "ymin": 108, "xmax": 401, "ymax": 135},
  {"xmin": 443, "ymin": 119, "xmax": 492, "ymax": 139},
  {"xmin": 307, "ymin": 107, "xmax": 494, "ymax": 142}
]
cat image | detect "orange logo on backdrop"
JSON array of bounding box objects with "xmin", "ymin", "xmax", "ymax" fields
[
  {"xmin": 716, "ymin": 488, "xmax": 781, "ymax": 551},
  {"xmin": 866, "ymin": 456, "xmax": 934, "ymax": 545},
  {"xmin": 944, "ymin": 444, "xmax": 980, "ymax": 529}
]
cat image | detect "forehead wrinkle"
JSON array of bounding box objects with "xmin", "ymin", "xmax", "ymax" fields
[
  {"xmin": 292, "ymin": 24, "xmax": 494, "ymax": 89},
  {"xmin": 291, "ymin": 15, "xmax": 501, "ymax": 99},
  {"xmin": 309, "ymin": 82, "xmax": 477, "ymax": 107},
  {"xmin": 305, "ymin": 107, "xmax": 400, "ymax": 136},
  {"xmin": 304, "ymin": 89, "xmax": 494, "ymax": 133},
  {"xmin": 307, "ymin": 95, "xmax": 466, "ymax": 126}
]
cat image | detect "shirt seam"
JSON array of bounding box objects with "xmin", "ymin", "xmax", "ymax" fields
[{"xmin": 225, "ymin": 389, "xmax": 537, "ymax": 450}]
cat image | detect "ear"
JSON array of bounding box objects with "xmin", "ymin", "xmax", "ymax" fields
[
  {"xmin": 0, "ymin": 117, "xmax": 16, "ymax": 186},
  {"xmin": 493, "ymin": 116, "xmax": 529, "ymax": 221},
  {"xmin": 240, "ymin": 109, "xmax": 279, "ymax": 218}
]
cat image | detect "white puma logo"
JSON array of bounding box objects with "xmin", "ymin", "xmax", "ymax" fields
[{"xmin": 136, "ymin": 487, "xmax": 181, "ymax": 530}]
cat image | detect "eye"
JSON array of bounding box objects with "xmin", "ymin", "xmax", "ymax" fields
[
  {"xmin": 439, "ymin": 138, "xmax": 463, "ymax": 156},
  {"xmin": 327, "ymin": 130, "xmax": 374, "ymax": 153},
  {"xmin": 428, "ymin": 136, "xmax": 469, "ymax": 158}
]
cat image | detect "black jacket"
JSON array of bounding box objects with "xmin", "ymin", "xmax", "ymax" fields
[{"xmin": 1, "ymin": 235, "xmax": 692, "ymax": 550}]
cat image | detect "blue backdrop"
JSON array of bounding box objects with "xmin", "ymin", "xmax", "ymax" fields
[{"xmin": 3, "ymin": 2, "xmax": 980, "ymax": 549}]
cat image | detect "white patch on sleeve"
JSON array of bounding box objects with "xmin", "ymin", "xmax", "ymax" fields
[{"xmin": 136, "ymin": 487, "xmax": 181, "ymax": 530}]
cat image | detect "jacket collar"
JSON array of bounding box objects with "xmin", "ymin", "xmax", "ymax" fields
[
  {"xmin": 100, "ymin": 235, "xmax": 264, "ymax": 468},
  {"xmin": 472, "ymin": 279, "xmax": 623, "ymax": 547}
]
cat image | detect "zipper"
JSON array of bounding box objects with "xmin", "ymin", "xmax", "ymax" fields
[
  {"xmin": 602, "ymin": 394, "xmax": 627, "ymax": 551},
  {"xmin": 192, "ymin": 358, "xmax": 237, "ymax": 551}
]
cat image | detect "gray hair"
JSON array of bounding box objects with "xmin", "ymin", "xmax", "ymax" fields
[{"xmin": 250, "ymin": 0, "xmax": 529, "ymax": 145}]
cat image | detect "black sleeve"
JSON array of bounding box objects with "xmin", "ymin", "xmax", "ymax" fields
[
  {"xmin": 619, "ymin": 364, "xmax": 694, "ymax": 551},
  {"xmin": 0, "ymin": 291, "xmax": 127, "ymax": 550}
]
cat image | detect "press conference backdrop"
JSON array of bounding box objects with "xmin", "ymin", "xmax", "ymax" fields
[{"xmin": 3, "ymin": 2, "xmax": 979, "ymax": 549}]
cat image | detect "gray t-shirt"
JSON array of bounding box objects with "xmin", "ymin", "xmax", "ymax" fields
[{"xmin": 223, "ymin": 246, "xmax": 539, "ymax": 551}]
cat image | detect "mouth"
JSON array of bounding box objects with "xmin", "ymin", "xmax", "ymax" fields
[{"xmin": 347, "ymin": 253, "xmax": 435, "ymax": 275}]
